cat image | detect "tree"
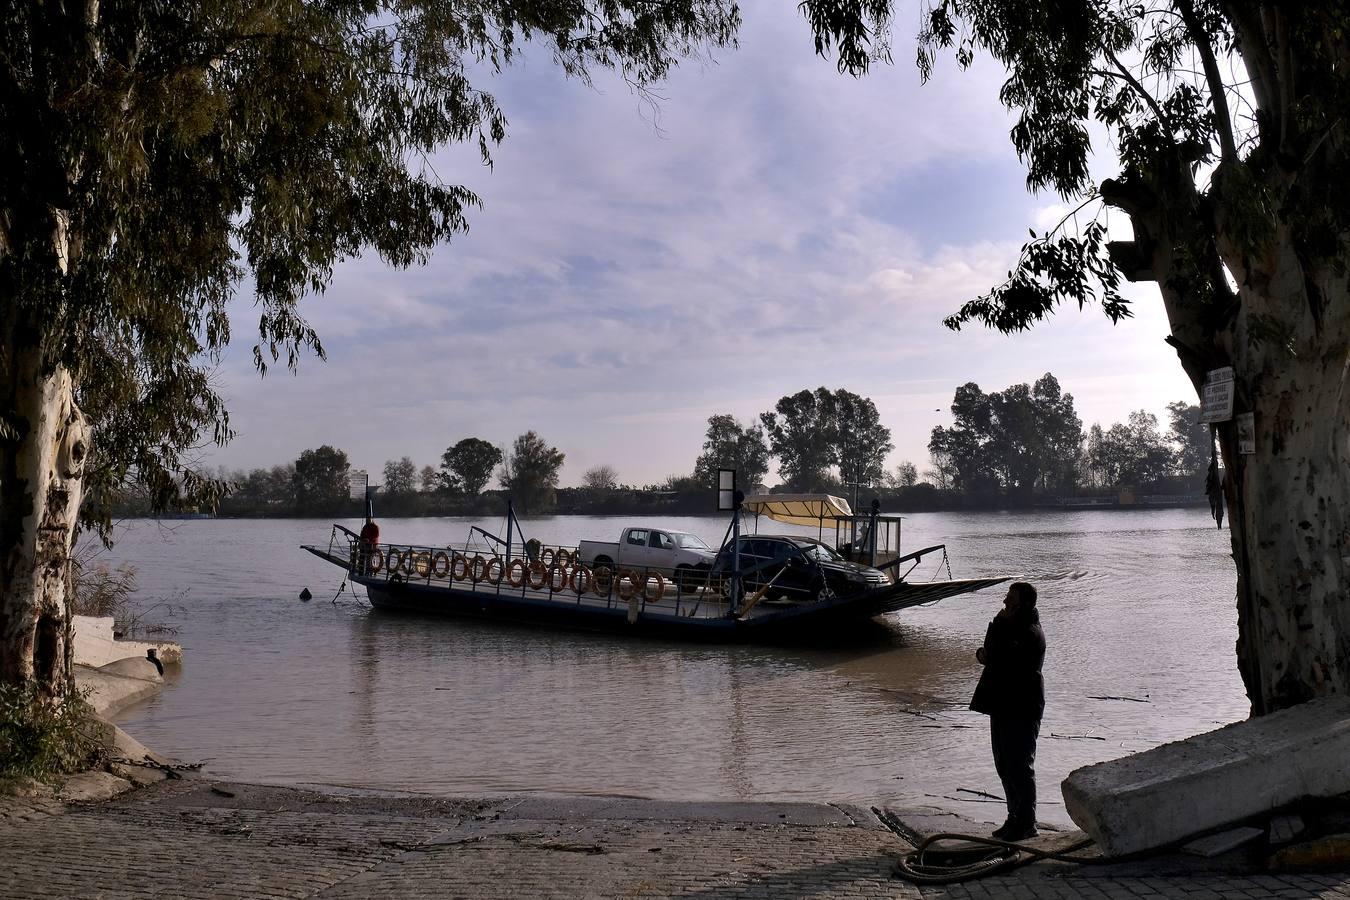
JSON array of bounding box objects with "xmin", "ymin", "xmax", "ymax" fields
[
  {"xmin": 0, "ymin": 3, "xmax": 739, "ymax": 700},
  {"xmin": 1167, "ymin": 401, "xmax": 1210, "ymax": 486},
  {"xmin": 382, "ymin": 457, "xmax": 418, "ymax": 496},
  {"xmin": 293, "ymin": 446, "xmax": 351, "ymax": 517},
  {"xmin": 692, "ymin": 414, "xmax": 770, "ymax": 490},
  {"xmin": 761, "ymin": 389, "xmax": 838, "ymax": 491},
  {"xmin": 804, "ymin": 2, "xmax": 1350, "ymax": 711},
  {"xmin": 442, "ymin": 438, "xmax": 503, "ymax": 496},
  {"xmin": 833, "ymin": 389, "xmax": 894, "ymax": 490},
  {"xmin": 930, "ymin": 375, "xmax": 1082, "ymax": 495},
  {"xmin": 582, "ymin": 465, "xmax": 620, "ymax": 492},
  {"xmin": 501, "ymin": 431, "xmax": 565, "ymax": 514},
  {"xmin": 892, "ymin": 461, "xmax": 919, "ymax": 488},
  {"xmin": 1088, "ymin": 412, "xmax": 1172, "ymax": 488},
  {"xmin": 419, "ymin": 465, "xmax": 440, "ymax": 494}
]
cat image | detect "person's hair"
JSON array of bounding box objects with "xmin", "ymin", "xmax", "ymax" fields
[{"xmin": 1009, "ymin": 581, "xmax": 1037, "ymax": 607}]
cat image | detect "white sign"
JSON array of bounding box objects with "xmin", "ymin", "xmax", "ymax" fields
[
  {"xmin": 1236, "ymin": 412, "xmax": 1255, "ymax": 454},
  {"xmin": 1200, "ymin": 367, "xmax": 1235, "ymax": 423},
  {"xmin": 717, "ymin": 468, "xmax": 738, "ymax": 511},
  {"xmin": 348, "ymin": 469, "xmax": 369, "ymax": 500}
]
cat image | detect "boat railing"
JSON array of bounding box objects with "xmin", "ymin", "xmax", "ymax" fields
[{"xmin": 339, "ymin": 533, "xmax": 739, "ymax": 618}]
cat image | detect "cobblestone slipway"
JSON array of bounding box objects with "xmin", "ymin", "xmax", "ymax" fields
[{"xmin": 3, "ymin": 779, "xmax": 1349, "ymax": 899}]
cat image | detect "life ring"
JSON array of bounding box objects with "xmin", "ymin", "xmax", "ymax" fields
[
  {"xmin": 484, "ymin": 557, "xmax": 505, "ymax": 585},
  {"xmin": 506, "ymin": 558, "xmax": 528, "ymax": 588},
  {"xmin": 526, "ymin": 561, "xmax": 549, "ymax": 590},
  {"xmin": 385, "ymin": 548, "xmax": 403, "ymax": 573},
  {"xmin": 569, "ymin": 566, "xmax": 592, "ymax": 595},
  {"xmin": 369, "ymin": 549, "xmax": 385, "ymax": 574},
  {"xmin": 641, "ymin": 572, "xmax": 666, "ymax": 603},
  {"xmin": 539, "ymin": 547, "xmax": 555, "ymax": 566},
  {"xmin": 451, "ymin": 554, "xmax": 469, "ymax": 581},
  {"xmin": 554, "ymin": 548, "xmax": 572, "ymax": 568},
  {"xmin": 413, "ymin": 552, "xmax": 432, "ymax": 577},
  {"xmin": 617, "ymin": 570, "xmax": 638, "ymax": 601},
  {"xmin": 402, "ymin": 551, "xmax": 416, "ymax": 575},
  {"xmin": 591, "ymin": 566, "xmax": 613, "ymax": 597},
  {"xmin": 470, "ymin": 555, "xmax": 488, "ymax": 583},
  {"xmin": 547, "ymin": 565, "xmax": 569, "ymax": 592},
  {"xmin": 431, "ymin": 551, "xmax": 450, "ymax": 578}
]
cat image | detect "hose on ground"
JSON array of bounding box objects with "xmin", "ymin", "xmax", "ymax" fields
[{"xmin": 893, "ymin": 831, "xmax": 1179, "ymax": 884}]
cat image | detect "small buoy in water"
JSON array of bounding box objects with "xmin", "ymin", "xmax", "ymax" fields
[{"xmin": 299, "ymin": 588, "xmax": 313, "ymax": 601}]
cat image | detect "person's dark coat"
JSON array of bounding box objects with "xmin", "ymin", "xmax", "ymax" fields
[{"xmin": 970, "ymin": 605, "xmax": 1045, "ymax": 719}]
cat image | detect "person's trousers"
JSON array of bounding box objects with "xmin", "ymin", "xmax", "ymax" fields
[{"xmin": 990, "ymin": 715, "xmax": 1041, "ymax": 827}]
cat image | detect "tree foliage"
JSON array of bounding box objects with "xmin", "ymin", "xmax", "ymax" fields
[
  {"xmin": 929, "ymin": 374, "xmax": 1082, "ymax": 494},
  {"xmin": 442, "ymin": 438, "xmax": 503, "ymax": 495},
  {"xmin": 0, "ymin": 0, "xmax": 740, "ymax": 536},
  {"xmin": 759, "ymin": 387, "xmax": 891, "ymax": 491},
  {"xmin": 692, "ymin": 414, "xmax": 770, "ymax": 490},
  {"xmin": 582, "ymin": 465, "xmax": 620, "ymax": 492},
  {"xmin": 500, "ymin": 431, "xmax": 564, "ymax": 514},
  {"xmin": 1166, "ymin": 400, "xmax": 1209, "ymax": 484},
  {"xmin": 382, "ymin": 457, "xmax": 418, "ymax": 496},
  {"xmin": 292, "ymin": 446, "xmax": 350, "ymax": 516}
]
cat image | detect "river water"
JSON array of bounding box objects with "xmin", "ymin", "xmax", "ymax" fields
[{"xmin": 103, "ymin": 509, "xmax": 1242, "ymax": 827}]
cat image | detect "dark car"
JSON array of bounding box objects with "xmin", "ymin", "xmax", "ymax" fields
[{"xmin": 711, "ymin": 534, "xmax": 889, "ymax": 603}]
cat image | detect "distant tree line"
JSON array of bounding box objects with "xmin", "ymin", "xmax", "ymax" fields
[{"xmin": 111, "ymin": 375, "xmax": 1213, "ymax": 518}]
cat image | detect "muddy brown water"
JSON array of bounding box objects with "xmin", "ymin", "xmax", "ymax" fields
[{"xmin": 104, "ymin": 509, "xmax": 1242, "ymax": 827}]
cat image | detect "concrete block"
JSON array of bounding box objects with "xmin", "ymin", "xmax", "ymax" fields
[
  {"xmin": 1182, "ymin": 826, "xmax": 1263, "ymax": 857},
  {"xmin": 72, "ymin": 615, "xmax": 182, "ymax": 668},
  {"xmin": 1062, "ymin": 695, "xmax": 1350, "ymax": 857},
  {"xmin": 57, "ymin": 771, "xmax": 132, "ymax": 803},
  {"xmin": 75, "ymin": 663, "xmax": 162, "ymax": 718}
]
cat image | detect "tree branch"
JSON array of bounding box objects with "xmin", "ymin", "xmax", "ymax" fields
[{"xmin": 1176, "ymin": 0, "xmax": 1238, "ymax": 162}]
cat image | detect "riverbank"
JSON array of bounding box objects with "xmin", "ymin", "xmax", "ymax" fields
[{"xmin": 2, "ymin": 779, "xmax": 1347, "ymax": 898}]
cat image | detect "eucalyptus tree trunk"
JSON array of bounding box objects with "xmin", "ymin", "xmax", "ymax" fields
[
  {"xmin": 1109, "ymin": 166, "xmax": 1350, "ymax": 715},
  {"xmin": 0, "ymin": 337, "xmax": 88, "ymax": 696},
  {"xmin": 1218, "ymin": 249, "xmax": 1350, "ymax": 713}
]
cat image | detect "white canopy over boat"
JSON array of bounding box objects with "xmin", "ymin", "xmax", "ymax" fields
[{"xmin": 740, "ymin": 494, "xmax": 853, "ymax": 527}]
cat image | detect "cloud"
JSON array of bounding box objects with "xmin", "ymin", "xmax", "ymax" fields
[{"xmin": 204, "ymin": 7, "xmax": 1195, "ymax": 488}]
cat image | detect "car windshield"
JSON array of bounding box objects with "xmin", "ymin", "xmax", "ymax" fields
[
  {"xmin": 674, "ymin": 533, "xmax": 711, "ymax": 550},
  {"xmin": 798, "ymin": 542, "xmax": 842, "ymax": 561}
]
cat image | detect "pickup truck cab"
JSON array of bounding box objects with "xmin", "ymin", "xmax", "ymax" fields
[{"xmin": 577, "ymin": 527, "xmax": 718, "ymax": 583}]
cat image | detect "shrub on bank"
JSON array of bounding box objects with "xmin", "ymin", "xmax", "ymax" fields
[{"xmin": 0, "ymin": 683, "xmax": 104, "ymax": 787}]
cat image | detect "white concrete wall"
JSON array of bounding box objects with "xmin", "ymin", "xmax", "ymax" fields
[{"xmin": 72, "ymin": 615, "xmax": 182, "ymax": 668}]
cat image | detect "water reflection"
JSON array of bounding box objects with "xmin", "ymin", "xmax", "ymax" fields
[{"xmin": 108, "ymin": 510, "xmax": 1245, "ymax": 827}]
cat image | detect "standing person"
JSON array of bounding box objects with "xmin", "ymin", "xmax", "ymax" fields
[
  {"xmin": 970, "ymin": 581, "xmax": 1045, "ymax": 841},
  {"xmin": 358, "ymin": 517, "xmax": 380, "ymax": 574}
]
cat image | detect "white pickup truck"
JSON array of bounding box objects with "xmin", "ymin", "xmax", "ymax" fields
[{"xmin": 576, "ymin": 527, "xmax": 718, "ymax": 584}]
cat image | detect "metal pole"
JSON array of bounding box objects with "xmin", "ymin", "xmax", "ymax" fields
[{"xmin": 731, "ymin": 496, "xmax": 741, "ymax": 616}]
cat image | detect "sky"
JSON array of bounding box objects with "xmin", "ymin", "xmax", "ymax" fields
[{"xmin": 204, "ymin": 5, "xmax": 1197, "ymax": 489}]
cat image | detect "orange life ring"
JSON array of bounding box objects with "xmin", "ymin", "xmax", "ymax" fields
[
  {"xmin": 413, "ymin": 552, "xmax": 432, "ymax": 577},
  {"xmin": 526, "ymin": 561, "xmax": 548, "ymax": 590},
  {"xmin": 617, "ymin": 570, "xmax": 638, "ymax": 601},
  {"xmin": 554, "ymin": 548, "xmax": 572, "ymax": 568},
  {"xmin": 385, "ymin": 548, "xmax": 403, "ymax": 573},
  {"xmin": 431, "ymin": 551, "xmax": 450, "ymax": 578},
  {"xmin": 641, "ymin": 572, "xmax": 666, "ymax": 603},
  {"xmin": 451, "ymin": 554, "xmax": 469, "ymax": 581},
  {"xmin": 547, "ymin": 565, "xmax": 569, "ymax": 592},
  {"xmin": 485, "ymin": 557, "xmax": 505, "ymax": 585},
  {"xmin": 591, "ymin": 566, "xmax": 613, "ymax": 597},
  {"xmin": 369, "ymin": 549, "xmax": 385, "ymax": 573},
  {"xmin": 401, "ymin": 551, "xmax": 416, "ymax": 575},
  {"xmin": 506, "ymin": 558, "xmax": 528, "ymax": 588},
  {"xmin": 569, "ymin": 566, "xmax": 592, "ymax": 595},
  {"xmin": 470, "ymin": 555, "xmax": 488, "ymax": 583},
  {"xmin": 539, "ymin": 547, "xmax": 555, "ymax": 566}
]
